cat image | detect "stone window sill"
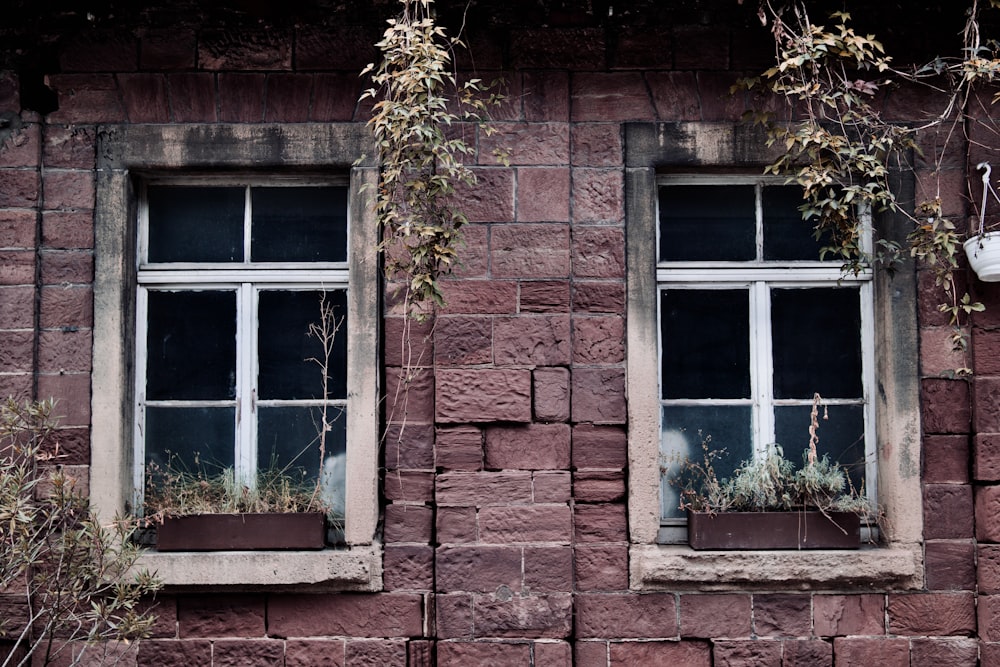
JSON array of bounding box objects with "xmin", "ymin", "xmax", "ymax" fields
[
  {"xmin": 629, "ymin": 544, "xmax": 922, "ymax": 591},
  {"xmin": 136, "ymin": 543, "xmax": 382, "ymax": 591}
]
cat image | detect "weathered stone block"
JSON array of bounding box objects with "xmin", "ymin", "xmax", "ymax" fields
[
  {"xmin": 976, "ymin": 378, "xmax": 1000, "ymax": 433},
  {"xmin": 382, "ymin": 545, "xmax": 434, "ymax": 591},
  {"xmin": 268, "ymin": 593, "xmax": 423, "ymax": 638},
  {"xmin": 923, "ymin": 434, "xmax": 971, "ymax": 483},
  {"xmin": 573, "ymin": 503, "xmax": 627, "ymax": 542},
  {"xmin": 921, "ymin": 325, "xmax": 971, "ymax": 377},
  {"xmin": 573, "ymin": 281, "xmax": 625, "ymax": 314},
  {"xmin": 571, "ymin": 124, "xmax": 623, "ymax": 167},
  {"xmin": 494, "ymin": 315, "xmax": 571, "ymax": 366},
  {"xmin": 473, "ymin": 593, "xmax": 573, "ymax": 639},
  {"xmin": 47, "ymin": 74, "xmax": 124, "ymax": 124},
  {"xmin": 439, "ymin": 281, "xmax": 518, "ymax": 315},
  {"xmin": 609, "ymin": 641, "xmax": 710, "ymax": 666},
  {"xmin": 572, "ymin": 316, "xmax": 624, "ymax": 364},
  {"xmin": 523, "ymin": 71, "xmax": 570, "ymax": 122},
  {"xmin": 311, "ymin": 73, "xmax": 363, "ymax": 122},
  {"xmin": 479, "ymin": 123, "xmax": 569, "ymax": 166},
  {"xmin": 491, "ymin": 224, "xmax": 571, "ymax": 278},
  {"xmin": 646, "ymin": 72, "xmax": 701, "ymax": 121},
  {"xmin": 451, "ymin": 170, "xmax": 515, "ymax": 223},
  {"xmin": 0, "ymin": 170, "xmax": 39, "ymax": 208},
  {"xmin": 781, "ymin": 639, "xmax": 832, "ymax": 667},
  {"xmin": 571, "ymin": 73, "xmax": 656, "ymax": 122},
  {"xmin": 140, "ymin": 30, "xmax": 197, "ymax": 70},
  {"xmin": 973, "ymin": 327, "xmax": 1000, "ymax": 375},
  {"xmin": 436, "ymin": 369, "xmax": 531, "ymax": 423},
  {"xmin": 59, "ymin": 31, "xmax": 138, "ymax": 72},
  {"xmin": 434, "ymin": 316, "xmax": 492, "ymax": 366},
  {"xmin": 43, "ymin": 169, "xmax": 94, "ymax": 210},
  {"xmin": 516, "ymin": 168, "xmax": 570, "ymax": 223},
  {"xmin": 437, "ymin": 507, "xmax": 478, "ymax": 544},
  {"xmin": 0, "ymin": 331, "xmax": 33, "ymax": 374},
  {"xmin": 218, "ymin": 73, "xmax": 266, "ymax": 122},
  {"xmin": 485, "ymin": 423, "xmax": 571, "ymax": 470},
  {"xmin": 40, "ymin": 249, "xmax": 93, "ymax": 284},
  {"xmin": 198, "ymin": 29, "xmax": 291, "ymax": 70},
  {"xmin": 697, "ymin": 72, "xmax": 747, "ymax": 121},
  {"xmin": 679, "ymin": 594, "xmax": 751, "ymax": 639},
  {"xmin": 385, "ymin": 367, "xmax": 434, "ymax": 425},
  {"xmin": 575, "ymin": 543, "xmax": 628, "ymax": 591},
  {"xmin": 265, "ymin": 74, "xmax": 312, "ymax": 122},
  {"xmin": 42, "ymin": 211, "xmax": 94, "ymax": 249},
  {"xmin": 924, "ymin": 483, "xmax": 974, "ymax": 539},
  {"xmin": 523, "ymin": 546, "xmax": 573, "ymax": 592},
  {"xmin": 212, "ymin": 640, "xmax": 283, "ymax": 667},
  {"xmin": 511, "ymin": 29, "xmax": 605, "ymax": 70},
  {"xmin": 384, "ymin": 422, "xmax": 434, "ymax": 470},
  {"xmin": 284, "ymin": 640, "xmax": 346, "ymax": 667},
  {"xmin": 977, "ymin": 485, "xmax": 1000, "ymax": 542},
  {"xmin": 0, "ymin": 286, "xmax": 36, "ymax": 329},
  {"xmin": 813, "ymin": 594, "xmax": 885, "ymax": 637},
  {"xmin": 383, "ymin": 470, "xmax": 434, "ymax": 503},
  {"xmin": 888, "ymin": 592, "xmax": 975, "ymax": 635},
  {"xmin": 520, "ymin": 281, "xmax": 570, "ymax": 313},
  {"xmin": 383, "ymin": 504, "xmax": 433, "ymax": 543},
  {"xmin": 530, "ymin": 471, "xmax": 570, "ymax": 503},
  {"xmin": 40, "ymin": 285, "xmax": 92, "ymax": 328},
  {"xmin": 534, "ymin": 367, "xmax": 570, "ymax": 423},
  {"xmin": 437, "ymin": 641, "xmax": 531, "ymax": 667},
  {"xmin": 436, "ymin": 472, "xmax": 533, "ymax": 506},
  {"xmin": 909, "ymin": 637, "xmax": 979, "ymax": 667},
  {"xmin": 436, "ymin": 545, "xmax": 522, "ymax": 593},
  {"xmin": 0, "ymin": 210, "xmax": 34, "ymax": 249},
  {"xmin": 136, "ymin": 640, "xmax": 212, "ymax": 666},
  {"xmin": 177, "ymin": 594, "xmax": 265, "ymax": 638},
  {"xmin": 479, "ymin": 505, "xmax": 572, "ymax": 543},
  {"xmin": 0, "ymin": 251, "xmax": 34, "ymax": 285},
  {"xmin": 344, "ymin": 640, "xmax": 407, "ymax": 667},
  {"xmin": 982, "ymin": 545, "xmax": 1000, "ymax": 593},
  {"xmin": 573, "ymin": 470, "xmax": 624, "ymax": 502},
  {"xmin": 711, "ymin": 640, "xmax": 781, "ymax": 667},
  {"xmin": 752, "ymin": 594, "xmax": 811, "ymax": 638},
  {"xmin": 573, "ymin": 227, "xmax": 625, "ymax": 278},
  {"xmin": 981, "ymin": 595, "xmax": 1000, "ymax": 642},
  {"xmin": 572, "ymin": 426, "xmax": 627, "ymax": 469},
  {"xmin": 571, "ymin": 368, "xmax": 626, "ymax": 424},
  {"xmin": 830, "ymin": 638, "xmax": 909, "ymax": 667},
  {"xmin": 450, "ymin": 223, "xmax": 489, "ymax": 278},
  {"xmin": 118, "ymin": 74, "xmax": 170, "ymax": 122},
  {"xmin": 36, "ymin": 373, "xmax": 90, "ymax": 427},
  {"xmin": 575, "ymin": 593, "xmax": 677, "ymax": 639},
  {"xmin": 921, "ymin": 379, "xmax": 970, "ymax": 434},
  {"xmin": 37, "ymin": 329, "xmax": 92, "ymax": 373},
  {"xmin": 436, "ymin": 593, "xmax": 474, "ymax": 639},
  {"xmin": 924, "ymin": 540, "xmax": 976, "ymax": 591},
  {"xmin": 435, "ymin": 426, "xmax": 483, "ymax": 471},
  {"xmin": 572, "ymin": 170, "xmax": 624, "ymax": 224},
  {"xmin": 167, "ymin": 73, "xmax": 217, "ymax": 122}
]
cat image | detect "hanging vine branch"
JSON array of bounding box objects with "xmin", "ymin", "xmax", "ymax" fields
[
  {"xmin": 741, "ymin": 0, "xmax": 1000, "ymax": 358},
  {"xmin": 361, "ymin": 0, "xmax": 505, "ymax": 317}
]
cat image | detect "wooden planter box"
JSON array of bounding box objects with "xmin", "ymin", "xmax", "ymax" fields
[
  {"xmin": 687, "ymin": 510, "xmax": 860, "ymax": 550},
  {"xmin": 156, "ymin": 512, "xmax": 326, "ymax": 551}
]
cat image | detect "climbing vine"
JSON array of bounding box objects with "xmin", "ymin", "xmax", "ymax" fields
[
  {"xmin": 361, "ymin": 0, "xmax": 505, "ymax": 317},
  {"xmin": 743, "ymin": 0, "xmax": 1000, "ymax": 359}
]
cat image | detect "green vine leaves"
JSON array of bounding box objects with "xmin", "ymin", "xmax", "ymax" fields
[
  {"xmin": 744, "ymin": 1, "xmax": 1000, "ymax": 362},
  {"xmin": 361, "ymin": 0, "xmax": 507, "ymax": 319}
]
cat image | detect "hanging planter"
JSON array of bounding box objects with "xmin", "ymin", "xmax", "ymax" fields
[{"xmin": 966, "ymin": 162, "xmax": 1000, "ymax": 282}]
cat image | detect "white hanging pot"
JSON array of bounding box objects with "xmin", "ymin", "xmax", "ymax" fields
[
  {"xmin": 967, "ymin": 162, "xmax": 1000, "ymax": 282},
  {"xmin": 965, "ymin": 232, "xmax": 1000, "ymax": 282}
]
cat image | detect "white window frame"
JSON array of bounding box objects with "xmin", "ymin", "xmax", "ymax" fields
[
  {"xmin": 92, "ymin": 125, "xmax": 381, "ymax": 590},
  {"xmin": 655, "ymin": 175, "xmax": 878, "ymax": 541},
  {"xmin": 625, "ymin": 123, "xmax": 923, "ymax": 591}
]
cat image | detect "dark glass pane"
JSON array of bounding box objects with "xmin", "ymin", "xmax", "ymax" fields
[
  {"xmin": 144, "ymin": 406, "xmax": 235, "ymax": 477},
  {"xmin": 658, "ymin": 185, "xmax": 755, "ymax": 261},
  {"xmin": 775, "ymin": 404, "xmax": 867, "ymax": 493},
  {"xmin": 258, "ymin": 290, "xmax": 348, "ymax": 400},
  {"xmin": 660, "ymin": 405, "xmax": 752, "ymax": 519},
  {"xmin": 762, "ymin": 185, "xmax": 834, "ymax": 260},
  {"xmin": 251, "ymin": 187, "xmax": 348, "ymax": 262},
  {"xmin": 147, "ymin": 186, "xmax": 244, "ymax": 263},
  {"xmin": 771, "ymin": 288, "xmax": 863, "ymax": 399},
  {"xmin": 661, "ymin": 289, "xmax": 750, "ymax": 399},
  {"xmin": 146, "ymin": 291, "xmax": 237, "ymax": 400},
  {"xmin": 257, "ymin": 405, "xmax": 347, "ymax": 516}
]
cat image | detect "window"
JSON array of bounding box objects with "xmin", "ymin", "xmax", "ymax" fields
[
  {"xmin": 135, "ymin": 179, "xmax": 351, "ymax": 530},
  {"xmin": 625, "ymin": 122, "xmax": 923, "ymax": 590},
  {"xmin": 92, "ymin": 125, "xmax": 380, "ymax": 589},
  {"xmin": 656, "ymin": 177, "xmax": 876, "ymax": 541}
]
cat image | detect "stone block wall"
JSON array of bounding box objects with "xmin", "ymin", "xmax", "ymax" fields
[{"xmin": 0, "ymin": 5, "xmax": 995, "ymax": 665}]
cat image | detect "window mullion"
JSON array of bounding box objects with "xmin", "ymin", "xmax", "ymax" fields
[
  {"xmin": 133, "ymin": 286, "xmax": 150, "ymax": 510},
  {"xmin": 751, "ymin": 281, "xmax": 775, "ymax": 458},
  {"xmin": 755, "ymin": 183, "xmax": 764, "ymax": 261},
  {"xmin": 860, "ymin": 280, "xmax": 878, "ymax": 503},
  {"xmin": 243, "ymin": 185, "xmax": 252, "ymax": 263},
  {"xmin": 236, "ymin": 283, "xmax": 256, "ymax": 489}
]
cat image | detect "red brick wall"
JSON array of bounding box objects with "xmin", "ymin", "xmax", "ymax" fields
[{"xmin": 0, "ymin": 10, "xmax": 995, "ymax": 666}]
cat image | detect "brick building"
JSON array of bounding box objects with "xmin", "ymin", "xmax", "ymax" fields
[{"xmin": 0, "ymin": 0, "xmax": 997, "ymax": 664}]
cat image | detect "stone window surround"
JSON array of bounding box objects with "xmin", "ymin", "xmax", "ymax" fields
[
  {"xmin": 625, "ymin": 122, "xmax": 924, "ymax": 590},
  {"xmin": 91, "ymin": 124, "xmax": 381, "ymax": 591}
]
